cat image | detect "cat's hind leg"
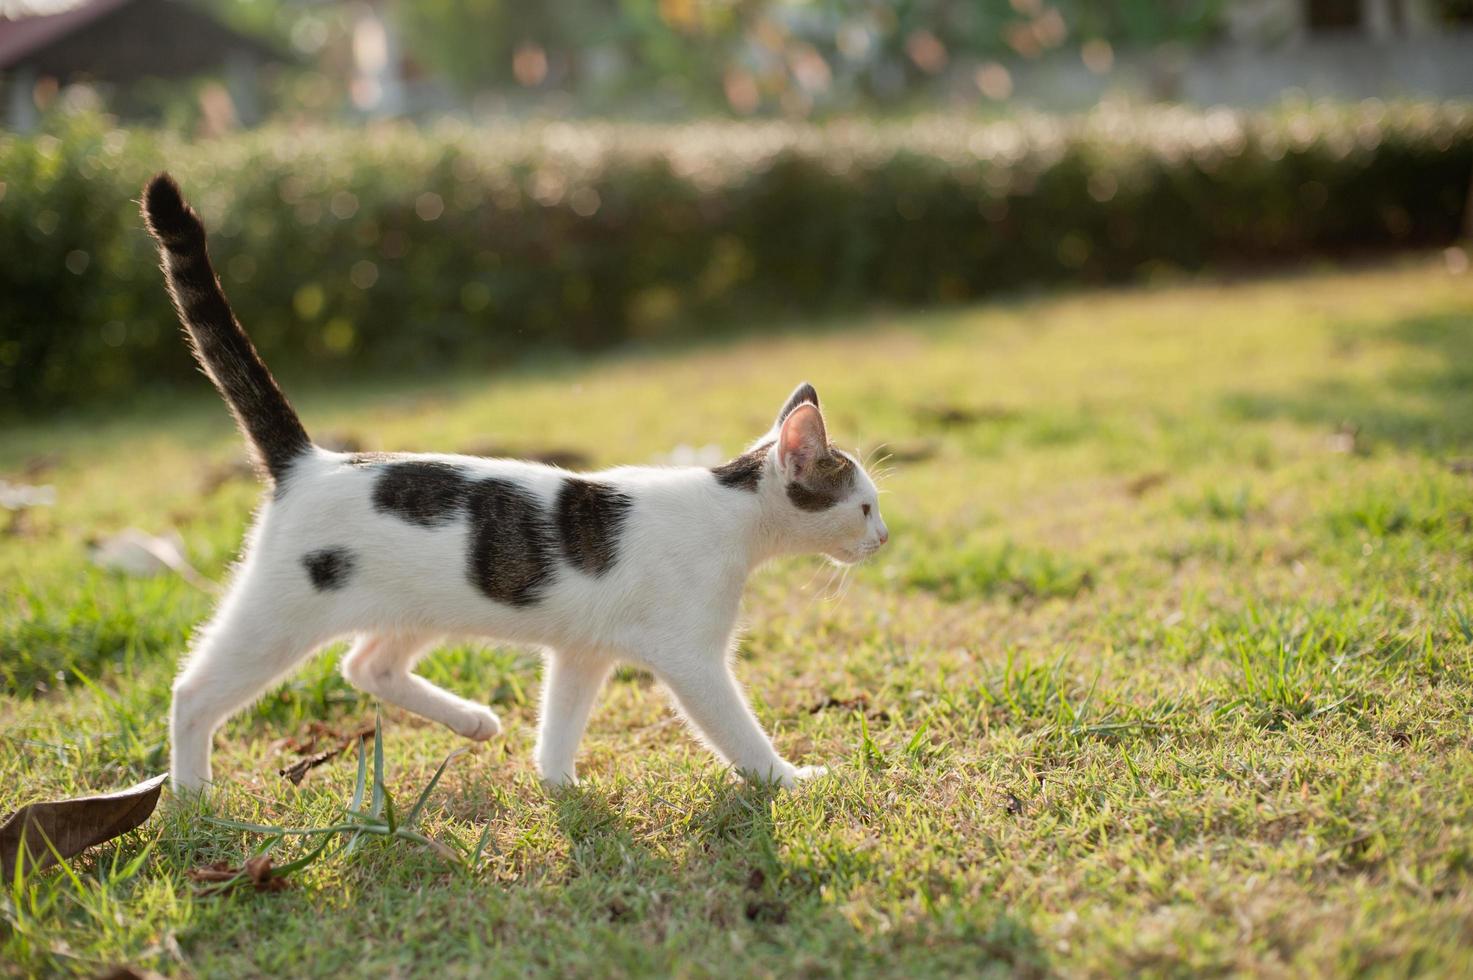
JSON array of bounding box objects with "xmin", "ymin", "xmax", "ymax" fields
[
  {"xmin": 340, "ymin": 634, "xmax": 501, "ymax": 741},
  {"xmin": 534, "ymin": 651, "xmax": 611, "ymax": 786}
]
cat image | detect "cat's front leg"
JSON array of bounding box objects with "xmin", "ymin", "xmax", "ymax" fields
[
  {"xmin": 655, "ymin": 658, "xmax": 821, "ymax": 788},
  {"xmin": 535, "ymin": 652, "xmax": 612, "ymax": 787}
]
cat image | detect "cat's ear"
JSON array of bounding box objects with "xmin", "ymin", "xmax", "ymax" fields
[
  {"xmin": 774, "ymin": 382, "xmax": 820, "ymax": 432},
  {"xmin": 775, "ymin": 402, "xmax": 829, "ymax": 481}
]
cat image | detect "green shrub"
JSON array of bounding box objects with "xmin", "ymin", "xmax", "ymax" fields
[{"xmin": 2, "ymin": 103, "xmax": 1470, "ymax": 411}]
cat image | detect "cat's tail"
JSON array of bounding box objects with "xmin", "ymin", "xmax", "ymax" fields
[{"xmin": 141, "ymin": 173, "xmax": 312, "ymax": 485}]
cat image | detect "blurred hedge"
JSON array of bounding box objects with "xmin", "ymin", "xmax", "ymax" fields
[{"xmin": 2, "ymin": 103, "xmax": 1470, "ymax": 411}]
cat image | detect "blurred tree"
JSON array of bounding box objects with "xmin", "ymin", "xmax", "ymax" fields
[
  {"xmin": 398, "ymin": 0, "xmax": 614, "ymax": 92},
  {"xmin": 32, "ymin": 0, "xmax": 1232, "ymax": 119},
  {"xmin": 385, "ymin": 0, "xmax": 1234, "ymax": 115}
]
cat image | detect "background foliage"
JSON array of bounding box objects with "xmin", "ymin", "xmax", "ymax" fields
[{"xmin": 2, "ymin": 101, "xmax": 1470, "ymax": 412}]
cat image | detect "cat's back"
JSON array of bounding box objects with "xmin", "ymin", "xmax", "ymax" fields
[{"xmin": 250, "ymin": 449, "xmax": 738, "ymax": 640}]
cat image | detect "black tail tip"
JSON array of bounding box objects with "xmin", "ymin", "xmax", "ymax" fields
[{"xmin": 141, "ymin": 172, "xmax": 203, "ymax": 245}]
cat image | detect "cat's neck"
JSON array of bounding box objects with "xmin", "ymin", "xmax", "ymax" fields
[
  {"xmin": 613, "ymin": 461, "xmax": 801, "ymax": 575},
  {"xmin": 740, "ymin": 461, "xmax": 814, "ymax": 569}
]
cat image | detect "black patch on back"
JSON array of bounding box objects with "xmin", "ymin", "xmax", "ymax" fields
[
  {"xmin": 712, "ymin": 441, "xmax": 772, "ymax": 493},
  {"xmin": 556, "ymin": 479, "xmax": 632, "ymax": 576},
  {"xmin": 786, "ymin": 451, "xmax": 856, "ymax": 512},
  {"xmin": 303, "ymin": 547, "xmax": 356, "ymax": 590},
  {"xmin": 465, "ymin": 479, "xmax": 557, "ymax": 606},
  {"xmin": 372, "ymin": 461, "xmax": 471, "ymax": 527},
  {"xmin": 367, "ymin": 458, "xmax": 564, "ymax": 606}
]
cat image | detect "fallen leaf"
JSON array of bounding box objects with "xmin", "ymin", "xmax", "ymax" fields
[
  {"xmin": 808, "ymin": 694, "xmax": 891, "ymax": 723},
  {"xmin": 88, "ymin": 529, "xmax": 217, "ymax": 593},
  {"xmin": 278, "ymin": 724, "xmax": 375, "ymax": 786},
  {"xmin": 0, "ymin": 479, "xmax": 56, "ymax": 510},
  {"xmin": 810, "ymin": 694, "xmax": 868, "ymax": 713},
  {"xmin": 0, "ymin": 773, "xmax": 167, "ymax": 878},
  {"xmin": 187, "ymin": 855, "xmax": 290, "ymax": 895}
]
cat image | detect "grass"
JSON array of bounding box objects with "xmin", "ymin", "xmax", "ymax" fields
[{"xmin": 3, "ymin": 254, "xmax": 1473, "ymax": 976}]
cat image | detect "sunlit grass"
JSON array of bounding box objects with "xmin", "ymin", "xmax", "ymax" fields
[{"xmin": 2, "ymin": 256, "xmax": 1472, "ymax": 976}]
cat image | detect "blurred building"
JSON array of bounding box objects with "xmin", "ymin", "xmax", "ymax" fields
[
  {"xmin": 1161, "ymin": 0, "xmax": 1473, "ymax": 105},
  {"xmin": 954, "ymin": 0, "xmax": 1473, "ymax": 111},
  {"xmin": 0, "ymin": 0, "xmax": 283, "ymax": 131}
]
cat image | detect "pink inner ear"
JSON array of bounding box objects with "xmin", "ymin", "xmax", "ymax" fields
[{"xmin": 778, "ymin": 402, "xmax": 827, "ymax": 471}]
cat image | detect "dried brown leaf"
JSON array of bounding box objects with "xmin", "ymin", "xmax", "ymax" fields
[
  {"xmin": 187, "ymin": 855, "xmax": 290, "ymax": 895},
  {"xmin": 0, "ymin": 773, "xmax": 166, "ymax": 878},
  {"xmin": 807, "ymin": 694, "xmax": 890, "ymax": 722},
  {"xmin": 277, "ymin": 723, "xmax": 375, "ymax": 785}
]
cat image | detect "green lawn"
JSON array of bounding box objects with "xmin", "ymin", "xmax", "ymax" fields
[{"xmin": 3, "ymin": 256, "xmax": 1472, "ymax": 977}]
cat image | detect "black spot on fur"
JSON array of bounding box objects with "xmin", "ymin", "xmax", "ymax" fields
[
  {"xmin": 303, "ymin": 548, "xmax": 355, "ymax": 590},
  {"xmin": 372, "ymin": 461, "xmax": 471, "ymax": 527},
  {"xmin": 786, "ymin": 451, "xmax": 856, "ymax": 512},
  {"xmin": 712, "ymin": 441, "xmax": 772, "ymax": 493},
  {"xmin": 556, "ymin": 479, "xmax": 632, "ymax": 576},
  {"xmin": 465, "ymin": 479, "xmax": 557, "ymax": 606},
  {"xmin": 775, "ymin": 383, "xmax": 820, "ymax": 429},
  {"xmin": 785, "ymin": 483, "xmax": 840, "ymax": 511}
]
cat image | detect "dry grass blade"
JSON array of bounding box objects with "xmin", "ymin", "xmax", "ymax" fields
[{"xmin": 206, "ymin": 711, "xmax": 466, "ymax": 874}]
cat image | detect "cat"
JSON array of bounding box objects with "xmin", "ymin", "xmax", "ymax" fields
[{"xmin": 140, "ymin": 173, "xmax": 889, "ymax": 795}]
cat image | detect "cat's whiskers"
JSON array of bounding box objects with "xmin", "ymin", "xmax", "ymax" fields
[
  {"xmin": 821, "ymin": 561, "xmax": 850, "ymax": 603},
  {"xmin": 799, "ymin": 559, "xmax": 833, "ymax": 595}
]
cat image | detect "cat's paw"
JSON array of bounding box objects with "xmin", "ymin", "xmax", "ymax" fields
[
  {"xmin": 454, "ymin": 706, "xmax": 502, "ymax": 741},
  {"xmin": 778, "ymin": 764, "xmax": 829, "ymax": 789},
  {"xmin": 539, "ymin": 770, "xmax": 579, "ymax": 790}
]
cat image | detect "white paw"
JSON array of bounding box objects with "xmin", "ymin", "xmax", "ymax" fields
[
  {"xmin": 167, "ymin": 776, "xmax": 211, "ymax": 805},
  {"xmin": 777, "ymin": 764, "xmax": 829, "ymax": 789},
  {"xmin": 454, "ymin": 706, "xmax": 502, "ymax": 741},
  {"xmin": 539, "ymin": 768, "xmax": 579, "ymax": 790}
]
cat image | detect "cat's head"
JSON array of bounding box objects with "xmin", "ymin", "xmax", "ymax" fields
[{"xmin": 759, "ymin": 383, "xmax": 888, "ymax": 565}]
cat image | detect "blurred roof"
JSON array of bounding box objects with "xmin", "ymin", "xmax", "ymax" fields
[{"xmin": 0, "ymin": 0, "xmax": 284, "ymax": 77}]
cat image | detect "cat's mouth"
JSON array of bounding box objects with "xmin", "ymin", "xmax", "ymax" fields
[{"xmin": 830, "ymin": 542, "xmax": 883, "ymax": 565}]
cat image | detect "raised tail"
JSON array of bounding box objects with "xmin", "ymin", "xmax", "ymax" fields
[{"xmin": 141, "ymin": 173, "xmax": 311, "ymax": 484}]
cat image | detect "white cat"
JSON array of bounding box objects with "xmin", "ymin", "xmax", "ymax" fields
[{"xmin": 141, "ymin": 173, "xmax": 889, "ymax": 794}]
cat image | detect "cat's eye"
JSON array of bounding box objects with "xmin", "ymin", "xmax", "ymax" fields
[{"xmin": 861, "ymin": 503, "xmax": 871, "ymax": 517}]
